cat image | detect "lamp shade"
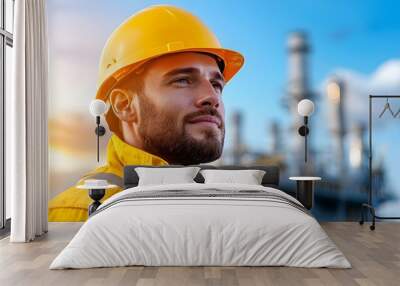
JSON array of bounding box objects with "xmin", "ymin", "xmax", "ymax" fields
[
  {"xmin": 89, "ymin": 99, "xmax": 107, "ymax": 117},
  {"xmin": 297, "ymin": 99, "xmax": 314, "ymax": 116}
]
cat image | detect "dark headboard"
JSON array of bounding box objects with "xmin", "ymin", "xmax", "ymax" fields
[{"xmin": 123, "ymin": 165, "xmax": 280, "ymax": 189}]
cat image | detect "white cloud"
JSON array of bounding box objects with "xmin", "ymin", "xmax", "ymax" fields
[{"xmin": 372, "ymin": 60, "xmax": 400, "ymax": 90}]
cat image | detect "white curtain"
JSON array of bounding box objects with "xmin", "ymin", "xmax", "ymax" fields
[{"xmin": 7, "ymin": 0, "xmax": 49, "ymax": 242}]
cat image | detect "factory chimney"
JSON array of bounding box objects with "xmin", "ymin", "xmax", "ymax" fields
[
  {"xmin": 326, "ymin": 77, "xmax": 347, "ymax": 177},
  {"xmin": 286, "ymin": 32, "xmax": 314, "ymax": 174}
]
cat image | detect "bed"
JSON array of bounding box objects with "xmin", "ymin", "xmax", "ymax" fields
[{"xmin": 50, "ymin": 165, "xmax": 351, "ymax": 269}]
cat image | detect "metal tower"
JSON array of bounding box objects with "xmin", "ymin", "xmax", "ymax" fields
[{"xmin": 286, "ymin": 32, "xmax": 314, "ymax": 174}]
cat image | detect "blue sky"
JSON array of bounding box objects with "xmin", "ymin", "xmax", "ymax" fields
[{"xmin": 47, "ymin": 0, "xmax": 400, "ymax": 198}]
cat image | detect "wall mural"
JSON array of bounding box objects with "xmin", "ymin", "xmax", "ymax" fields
[{"xmin": 48, "ymin": 0, "xmax": 400, "ymax": 222}]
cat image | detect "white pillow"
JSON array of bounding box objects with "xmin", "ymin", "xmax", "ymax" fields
[
  {"xmin": 135, "ymin": 167, "xmax": 201, "ymax": 186},
  {"xmin": 200, "ymin": 169, "xmax": 266, "ymax": 185}
]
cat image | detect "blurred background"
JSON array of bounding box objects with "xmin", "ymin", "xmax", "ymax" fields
[{"xmin": 47, "ymin": 0, "xmax": 400, "ymax": 220}]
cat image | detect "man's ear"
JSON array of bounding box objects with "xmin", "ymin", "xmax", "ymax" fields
[{"xmin": 109, "ymin": 88, "xmax": 138, "ymax": 123}]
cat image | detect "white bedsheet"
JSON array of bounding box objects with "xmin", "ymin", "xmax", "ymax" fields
[{"xmin": 50, "ymin": 183, "xmax": 351, "ymax": 269}]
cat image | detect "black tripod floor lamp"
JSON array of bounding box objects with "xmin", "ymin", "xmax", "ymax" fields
[{"xmin": 359, "ymin": 95, "xmax": 400, "ymax": 230}]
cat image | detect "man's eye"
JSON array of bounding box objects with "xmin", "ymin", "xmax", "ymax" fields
[
  {"xmin": 173, "ymin": 78, "xmax": 191, "ymax": 85},
  {"xmin": 212, "ymin": 82, "xmax": 223, "ymax": 93}
]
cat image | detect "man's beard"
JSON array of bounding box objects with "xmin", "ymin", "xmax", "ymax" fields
[{"xmin": 137, "ymin": 95, "xmax": 225, "ymax": 165}]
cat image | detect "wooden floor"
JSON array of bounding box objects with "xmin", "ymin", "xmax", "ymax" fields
[{"xmin": 0, "ymin": 222, "xmax": 399, "ymax": 286}]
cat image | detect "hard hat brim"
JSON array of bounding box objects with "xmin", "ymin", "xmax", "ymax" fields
[{"xmin": 96, "ymin": 47, "xmax": 244, "ymax": 102}]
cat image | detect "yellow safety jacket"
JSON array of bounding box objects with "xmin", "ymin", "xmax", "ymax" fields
[{"xmin": 48, "ymin": 134, "xmax": 168, "ymax": 222}]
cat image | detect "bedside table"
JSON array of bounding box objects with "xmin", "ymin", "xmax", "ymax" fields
[
  {"xmin": 77, "ymin": 180, "xmax": 118, "ymax": 216},
  {"xmin": 289, "ymin": 176, "xmax": 321, "ymax": 210}
]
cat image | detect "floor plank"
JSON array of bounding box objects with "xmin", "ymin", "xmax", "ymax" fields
[{"xmin": 0, "ymin": 222, "xmax": 399, "ymax": 286}]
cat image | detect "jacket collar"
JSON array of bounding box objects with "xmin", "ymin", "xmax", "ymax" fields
[{"xmin": 107, "ymin": 134, "xmax": 169, "ymax": 168}]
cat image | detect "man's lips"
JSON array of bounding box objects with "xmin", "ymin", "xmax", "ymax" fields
[{"xmin": 187, "ymin": 115, "xmax": 222, "ymax": 128}]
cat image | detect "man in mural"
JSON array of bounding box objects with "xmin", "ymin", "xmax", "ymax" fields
[{"xmin": 48, "ymin": 5, "xmax": 244, "ymax": 221}]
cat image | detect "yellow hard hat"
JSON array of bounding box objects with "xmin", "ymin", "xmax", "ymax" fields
[{"xmin": 96, "ymin": 4, "xmax": 244, "ymax": 137}]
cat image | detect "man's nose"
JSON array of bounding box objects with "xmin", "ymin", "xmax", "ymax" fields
[{"xmin": 194, "ymin": 80, "xmax": 221, "ymax": 108}]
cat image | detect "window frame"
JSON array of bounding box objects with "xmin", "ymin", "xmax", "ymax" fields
[{"xmin": 0, "ymin": 0, "xmax": 14, "ymax": 234}]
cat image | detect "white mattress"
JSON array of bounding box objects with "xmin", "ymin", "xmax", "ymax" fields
[{"xmin": 50, "ymin": 183, "xmax": 351, "ymax": 269}]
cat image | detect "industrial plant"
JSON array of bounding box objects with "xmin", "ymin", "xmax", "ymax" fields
[{"xmin": 218, "ymin": 32, "xmax": 387, "ymax": 220}]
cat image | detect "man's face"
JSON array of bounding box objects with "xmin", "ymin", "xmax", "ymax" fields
[{"xmin": 135, "ymin": 52, "xmax": 226, "ymax": 165}]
